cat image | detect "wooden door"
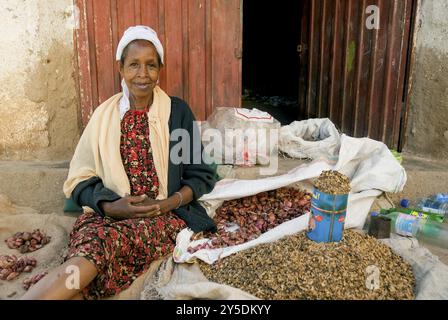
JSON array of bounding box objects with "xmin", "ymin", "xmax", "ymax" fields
[
  {"xmin": 298, "ymin": 0, "xmax": 415, "ymax": 148},
  {"xmin": 74, "ymin": 0, "xmax": 242, "ymax": 127}
]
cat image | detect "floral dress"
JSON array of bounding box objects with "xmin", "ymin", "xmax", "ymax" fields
[{"xmin": 64, "ymin": 109, "xmax": 186, "ymax": 300}]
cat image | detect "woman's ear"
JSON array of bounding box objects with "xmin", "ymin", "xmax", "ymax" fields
[{"xmin": 117, "ymin": 60, "xmax": 124, "ymax": 77}]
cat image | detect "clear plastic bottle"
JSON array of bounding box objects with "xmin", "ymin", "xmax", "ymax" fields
[
  {"xmin": 418, "ymin": 197, "xmax": 448, "ymax": 216},
  {"xmin": 400, "ymin": 197, "xmax": 447, "ymax": 221},
  {"xmin": 434, "ymin": 193, "xmax": 448, "ymax": 203},
  {"xmin": 388, "ymin": 206, "xmax": 444, "ymax": 223},
  {"xmin": 381, "ymin": 210, "xmax": 448, "ymax": 249}
]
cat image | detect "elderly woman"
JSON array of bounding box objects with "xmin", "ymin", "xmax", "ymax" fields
[{"xmin": 22, "ymin": 26, "xmax": 217, "ymax": 300}]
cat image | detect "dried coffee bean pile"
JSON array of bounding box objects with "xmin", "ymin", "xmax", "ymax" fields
[
  {"xmin": 314, "ymin": 170, "xmax": 351, "ymax": 195},
  {"xmin": 22, "ymin": 272, "xmax": 48, "ymax": 291},
  {"xmin": 0, "ymin": 255, "xmax": 37, "ymax": 281},
  {"xmin": 189, "ymin": 188, "xmax": 311, "ymax": 253},
  {"xmin": 200, "ymin": 230, "xmax": 415, "ymax": 300},
  {"xmin": 5, "ymin": 230, "xmax": 51, "ymax": 253}
]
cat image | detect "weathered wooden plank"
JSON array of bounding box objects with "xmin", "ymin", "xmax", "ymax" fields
[
  {"xmin": 211, "ymin": 0, "xmax": 242, "ymax": 109},
  {"xmin": 187, "ymin": 0, "xmax": 206, "ymax": 120},
  {"xmin": 141, "ymin": 0, "xmax": 159, "ymax": 28},
  {"xmin": 181, "ymin": 0, "xmax": 189, "ymax": 104},
  {"xmin": 383, "ymin": 0, "xmax": 402, "ymax": 145},
  {"xmin": 157, "ymin": 0, "xmax": 167, "ymax": 90},
  {"xmin": 85, "ymin": 0, "xmax": 100, "ymax": 114},
  {"xmin": 140, "ymin": 0, "xmax": 163, "ymax": 89},
  {"xmin": 110, "ymin": 0, "xmax": 120, "ymax": 93},
  {"xmin": 340, "ymin": 0, "xmax": 362, "ymax": 134},
  {"xmin": 115, "ymin": 0, "xmax": 136, "ymax": 96},
  {"xmin": 75, "ymin": 0, "xmax": 95, "ymax": 125},
  {"xmin": 93, "ymin": 0, "xmax": 115, "ymax": 104},
  {"xmin": 236, "ymin": 0, "xmax": 243, "ymax": 108},
  {"xmin": 164, "ymin": 0, "xmax": 184, "ymax": 98},
  {"xmin": 205, "ymin": 0, "xmax": 213, "ymax": 119},
  {"xmin": 317, "ymin": 0, "xmax": 335, "ymax": 118},
  {"xmin": 354, "ymin": 0, "xmax": 374, "ymax": 138},
  {"xmin": 328, "ymin": 0, "xmax": 345, "ymax": 122},
  {"xmin": 134, "ymin": 0, "xmax": 142, "ymax": 25},
  {"xmin": 367, "ymin": 0, "xmax": 389, "ymax": 141},
  {"xmin": 298, "ymin": 0, "xmax": 310, "ymax": 118},
  {"xmin": 307, "ymin": 0, "xmax": 323, "ymax": 118},
  {"xmin": 394, "ymin": 0, "xmax": 414, "ymax": 149},
  {"xmin": 117, "ymin": 0, "xmax": 136, "ymax": 38}
]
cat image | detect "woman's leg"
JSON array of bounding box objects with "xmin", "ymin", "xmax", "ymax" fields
[
  {"xmin": 20, "ymin": 257, "xmax": 98, "ymax": 300},
  {"xmin": 70, "ymin": 292, "xmax": 85, "ymax": 300}
]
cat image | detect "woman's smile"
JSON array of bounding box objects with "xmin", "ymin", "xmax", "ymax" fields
[{"xmin": 133, "ymin": 82, "xmax": 151, "ymax": 90}]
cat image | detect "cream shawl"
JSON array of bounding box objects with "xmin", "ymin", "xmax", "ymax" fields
[{"xmin": 63, "ymin": 86, "xmax": 171, "ymax": 200}]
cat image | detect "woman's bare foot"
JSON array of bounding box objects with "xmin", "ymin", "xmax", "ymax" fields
[{"xmin": 20, "ymin": 257, "xmax": 97, "ymax": 300}]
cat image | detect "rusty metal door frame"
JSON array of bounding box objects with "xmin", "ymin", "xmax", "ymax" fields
[
  {"xmin": 298, "ymin": 0, "xmax": 418, "ymax": 150},
  {"xmin": 398, "ymin": 0, "xmax": 419, "ymax": 151}
]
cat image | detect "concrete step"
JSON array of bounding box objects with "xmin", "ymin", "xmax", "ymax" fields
[{"xmin": 0, "ymin": 160, "xmax": 69, "ymax": 214}]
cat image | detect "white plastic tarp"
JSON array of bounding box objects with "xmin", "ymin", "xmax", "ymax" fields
[{"xmin": 279, "ymin": 118, "xmax": 341, "ymax": 161}]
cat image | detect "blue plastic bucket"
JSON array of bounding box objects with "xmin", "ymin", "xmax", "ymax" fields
[{"xmin": 306, "ymin": 188, "xmax": 349, "ymax": 243}]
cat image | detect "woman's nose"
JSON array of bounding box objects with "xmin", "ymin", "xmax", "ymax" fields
[{"xmin": 137, "ymin": 65, "xmax": 149, "ymax": 77}]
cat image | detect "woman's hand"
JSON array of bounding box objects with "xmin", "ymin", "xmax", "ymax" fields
[
  {"xmin": 100, "ymin": 195, "xmax": 161, "ymax": 220},
  {"xmin": 138, "ymin": 186, "xmax": 194, "ymax": 214},
  {"xmin": 139, "ymin": 197, "xmax": 171, "ymax": 214}
]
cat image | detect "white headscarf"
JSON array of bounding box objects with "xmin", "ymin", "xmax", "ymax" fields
[
  {"xmin": 116, "ymin": 25, "xmax": 164, "ymax": 63},
  {"xmin": 116, "ymin": 25, "xmax": 164, "ymax": 119}
]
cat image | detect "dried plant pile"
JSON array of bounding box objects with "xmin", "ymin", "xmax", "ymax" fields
[
  {"xmin": 5, "ymin": 230, "xmax": 51, "ymax": 253},
  {"xmin": 0, "ymin": 255, "xmax": 37, "ymax": 281},
  {"xmin": 22, "ymin": 272, "xmax": 48, "ymax": 291},
  {"xmin": 200, "ymin": 230, "xmax": 415, "ymax": 300},
  {"xmin": 314, "ymin": 170, "xmax": 351, "ymax": 195},
  {"xmin": 189, "ymin": 188, "xmax": 312, "ymax": 253},
  {"xmin": 2, "ymin": 230, "xmax": 51, "ymax": 291}
]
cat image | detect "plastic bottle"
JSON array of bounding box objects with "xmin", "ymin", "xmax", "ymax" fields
[
  {"xmin": 386, "ymin": 207, "xmax": 445, "ymax": 223},
  {"xmin": 434, "ymin": 193, "xmax": 448, "ymax": 203},
  {"xmin": 400, "ymin": 197, "xmax": 447, "ymax": 222},
  {"xmin": 380, "ymin": 209, "xmax": 448, "ymax": 249},
  {"xmin": 418, "ymin": 196, "xmax": 448, "ymax": 215}
]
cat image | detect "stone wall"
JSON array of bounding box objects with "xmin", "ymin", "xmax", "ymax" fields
[
  {"xmin": 0, "ymin": 0, "xmax": 80, "ymax": 161},
  {"xmin": 404, "ymin": 0, "xmax": 448, "ymax": 159}
]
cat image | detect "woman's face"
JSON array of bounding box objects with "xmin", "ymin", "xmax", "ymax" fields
[{"xmin": 119, "ymin": 40, "xmax": 161, "ymax": 102}]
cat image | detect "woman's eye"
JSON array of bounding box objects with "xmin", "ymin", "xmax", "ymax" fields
[{"xmin": 129, "ymin": 63, "xmax": 138, "ymax": 68}]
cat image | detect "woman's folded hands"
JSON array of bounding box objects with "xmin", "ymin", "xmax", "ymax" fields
[{"xmin": 99, "ymin": 195, "xmax": 161, "ymax": 220}]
